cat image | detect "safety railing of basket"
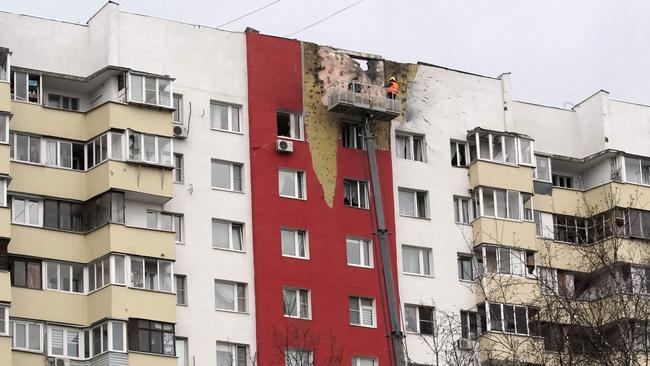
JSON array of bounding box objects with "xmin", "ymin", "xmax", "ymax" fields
[{"xmin": 327, "ymin": 82, "xmax": 400, "ymax": 113}]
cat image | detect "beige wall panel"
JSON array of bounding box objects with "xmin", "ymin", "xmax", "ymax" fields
[
  {"xmin": 0, "ymin": 144, "xmax": 10, "ymax": 175},
  {"xmin": 129, "ymin": 351, "xmax": 177, "ymax": 366},
  {"xmin": 94, "ymin": 103, "xmax": 172, "ymax": 138},
  {"xmin": 109, "ymin": 225, "xmax": 175, "ymax": 260},
  {"xmin": 0, "ymin": 271, "xmax": 11, "ymax": 303},
  {"xmin": 0, "ymin": 336, "xmax": 11, "ymax": 365},
  {"xmin": 10, "ymin": 162, "xmax": 86, "ymax": 200},
  {"xmin": 0, "ymin": 208, "xmax": 11, "ymax": 239},
  {"xmin": 534, "ymin": 188, "xmax": 584, "ymax": 216},
  {"xmin": 85, "ymin": 162, "xmax": 111, "ymax": 199},
  {"xmin": 0, "ymin": 82, "xmax": 12, "ymax": 113},
  {"xmin": 11, "ymin": 102, "xmax": 86, "ymax": 139},
  {"xmin": 469, "ymin": 160, "xmax": 534, "ymax": 193},
  {"xmin": 12, "ymin": 349, "xmax": 43, "ymax": 366},
  {"xmin": 477, "ymin": 275, "xmax": 540, "ymax": 305},
  {"xmin": 86, "ymin": 286, "xmax": 113, "ymax": 324},
  {"xmin": 109, "ymin": 286, "xmax": 175, "ymax": 323},
  {"xmin": 472, "ymin": 217, "xmax": 537, "ymax": 251},
  {"xmin": 107, "ymin": 161, "xmax": 173, "ymax": 199},
  {"xmin": 11, "ymin": 287, "xmax": 86, "ymax": 325},
  {"xmin": 479, "ymin": 332, "xmax": 544, "ymax": 364},
  {"xmin": 10, "ymin": 224, "xmax": 87, "ymax": 262}
]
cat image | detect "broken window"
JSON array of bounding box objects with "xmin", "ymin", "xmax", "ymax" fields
[
  {"xmin": 48, "ymin": 94, "xmax": 79, "ymax": 111},
  {"xmin": 0, "ymin": 52, "xmax": 8, "ymax": 82},
  {"xmin": 277, "ymin": 111, "xmax": 303, "ymax": 140},
  {"xmin": 467, "ymin": 130, "xmax": 531, "ymax": 165},
  {"xmin": 483, "ymin": 246, "xmax": 525, "ymax": 276},
  {"xmin": 342, "ymin": 122, "xmax": 365, "ymax": 150},
  {"xmin": 396, "ymin": 132, "xmax": 425, "ymax": 161},
  {"xmin": 12, "ymin": 72, "xmax": 40, "ymax": 103},
  {"xmin": 553, "ymin": 214, "xmax": 587, "ymax": 244},
  {"xmin": 552, "ymin": 174, "xmax": 574, "ymax": 188},
  {"xmin": 534, "ymin": 155, "xmax": 552, "ymax": 182},
  {"xmin": 343, "ymin": 179, "xmax": 369, "ymax": 209},
  {"xmin": 450, "ymin": 140, "xmax": 467, "ymax": 166}
]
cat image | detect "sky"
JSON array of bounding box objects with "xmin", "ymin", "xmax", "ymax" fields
[{"xmin": 2, "ymin": 0, "xmax": 649, "ymax": 108}]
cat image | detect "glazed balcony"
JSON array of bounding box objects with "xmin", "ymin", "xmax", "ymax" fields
[
  {"xmin": 472, "ymin": 217, "xmax": 537, "ymax": 251},
  {"xmin": 0, "ymin": 271, "xmax": 10, "ymax": 303},
  {"xmin": 478, "ymin": 332, "xmax": 544, "ymax": 365},
  {"xmin": 469, "ymin": 159, "xmax": 534, "ymax": 193},
  {"xmin": 0, "ymin": 82, "xmax": 10, "ymax": 113},
  {"xmin": 326, "ymin": 83, "xmax": 400, "ymax": 121},
  {"xmin": 476, "ymin": 274, "xmax": 540, "ymax": 305}
]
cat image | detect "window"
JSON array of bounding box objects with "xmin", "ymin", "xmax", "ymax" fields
[
  {"xmin": 0, "ymin": 115, "xmax": 9, "ymax": 144},
  {"xmin": 453, "ymin": 196, "xmax": 472, "ymax": 224},
  {"xmin": 398, "ymin": 188, "xmax": 428, "ymax": 218},
  {"xmin": 402, "ymin": 246, "xmax": 432, "ymax": 276},
  {"xmin": 48, "ymin": 326, "xmax": 83, "ymax": 358},
  {"xmin": 352, "ymin": 357, "xmax": 377, "ymax": 366},
  {"xmin": 177, "ymin": 338, "xmax": 189, "ymax": 366},
  {"xmin": 0, "ymin": 180, "xmax": 7, "ymax": 207},
  {"xmin": 173, "ymin": 153, "xmax": 184, "ymax": 183},
  {"xmin": 128, "ymin": 319, "xmax": 175, "ymax": 356},
  {"xmin": 283, "ymin": 288, "xmax": 310, "ymax": 319},
  {"xmin": 215, "ymin": 281, "xmax": 247, "ymax": 312},
  {"xmin": 88, "ymin": 256, "xmax": 112, "ymax": 292},
  {"xmin": 11, "ymin": 197, "xmax": 41, "ymax": 226},
  {"xmin": 43, "ymin": 199, "xmax": 84, "ymax": 232},
  {"xmin": 487, "ymin": 303, "xmax": 532, "ymax": 335},
  {"xmin": 396, "ymin": 133, "xmax": 425, "ymax": 161},
  {"xmin": 210, "ymin": 102, "xmax": 241, "ymax": 133},
  {"xmin": 0, "ymin": 52, "xmax": 8, "ymax": 82},
  {"xmin": 450, "ymin": 140, "xmax": 468, "ymax": 167},
  {"xmin": 129, "ymin": 74, "xmax": 173, "ymax": 108},
  {"xmin": 343, "ymin": 179, "xmax": 369, "ymax": 209},
  {"xmin": 346, "ymin": 238, "xmax": 372, "ymax": 268},
  {"xmin": 277, "ymin": 111, "xmax": 303, "ymax": 140},
  {"xmin": 211, "ymin": 160, "xmax": 243, "ymax": 192},
  {"xmin": 45, "ymin": 261, "xmax": 84, "ymax": 293},
  {"xmin": 281, "ymin": 228, "xmax": 308, "ymax": 259},
  {"xmin": 552, "ymin": 174, "xmax": 574, "ymax": 189},
  {"xmin": 212, "ymin": 219, "xmax": 244, "ymax": 251},
  {"xmin": 45, "ymin": 139, "xmax": 73, "ymax": 169},
  {"xmin": 404, "ymin": 305, "xmax": 434, "ymax": 335},
  {"xmin": 11, "ymin": 320, "xmax": 42, "ymax": 351},
  {"xmin": 48, "ymin": 94, "xmax": 80, "ymax": 111},
  {"xmin": 173, "ymin": 94, "xmax": 183, "ymax": 123},
  {"xmin": 175, "ymin": 275, "xmax": 187, "ymax": 305},
  {"xmin": 522, "ymin": 193, "xmax": 534, "ymax": 221},
  {"xmin": 460, "ymin": 310, "xmax": 480, "ymax": 341},
  {"xmin": 553, "ymin": 214, "xmax": 587, "ymax": 244},
  {"xmin": 129, "ymin": 256, "xmax": 173, "ymax": 292},
  {"xmin": 467, "ymin": 131, "xmax": 521, "ymax": 164},
  {"xmin": 483, "ymin": 246, "xmax": 526, "ymax": 276},
  {"xmin": 534, "ymin": 155, "xmax": 551, "ymax": 182},
  {"xmin": 10, "ymin": 257, "xmax": 41, "ymax": 289},
  {"xmin": 342, "ymin": 122, "xmax": 365, "ymax": 150},
  {"xmin": 127, "ymin": 131, "xmax": 172, "ymax": 165},
  {"xmin": 349, "ymin": 297, "xmax": 375, "ymax": 327},
  {"xmin": 458, "ymin": 254, "xmax": 474, "ymax": 281},
  {"xmin": 519, "ymin": 139, "xmax": 533, "ymax": 165},
  {"xmin": 0, "ymin": 306, "xmax": 8, "ymax": 335},
  {"xmin": 146, "ymin": 211, "xmax": 175, "ymax": 231},
  {"xmin": 279, "ymin": 169, "xmax": 305, "ymax": 199},
  {"xmin": 286, "ymin": 349, "xmax": 312, "ymax": 366},
  {"xmin": 12, "ymin": 71, "xmax": 40, "ymax": 103},
  {"xmin": 86, "ymin": 134, "xmax": 109, "ymax": 169},
  {"xmin": 217, "ymin": 342, "xmax": 248, "ymax": 366},
  {"xmin": 10, "ymin": 133, "xmax": 40, "ymax": 163},
  {"xmin": 473, "ymin": 187, "xmax": 523, "ymax": 220}
]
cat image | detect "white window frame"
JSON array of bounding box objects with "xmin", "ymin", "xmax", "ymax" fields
[
  {"xmin": 450, "ymin": 140, "xmax": 468, "ymax": 167},
  {"xmin": 86, "ymin": 320, "xmax": 127, "ymax": 357},
  {"xmin": 0, "ymin": 51, "xmax": 10, "ymax": 83},
  {"xmin": 346, "ymin": 237, "xmax": 373, "ymax": 268},
  {"xmin": 146, "ymin": 210, "xmax": 177, "ymax": 232},
  {"xmin": 343, "ymin": 179, "xmax": 369, "ymax": 209},
  {"xmin": 398, "ymin": 188, "xmax": 429, "ymax": 218},
  {"xmin": 482, "ymin": 246, "xmax": 526, "ymax": 277},
  {"xmin": 474, "ymin": 187, "xmax": 524, "ymax": 221},
  {"xmin": 402, "ymin": 245, "xmax": 433, "ymax": 276},
  {"xmin": 533, "ymin": 154, "xmax": 552, "ymax": 182},
  {"xmin": 472, "ymin": 132, "xmax": 520, "ymax": 165},
  {"xmin": 173, "ymin": 94, "xmax": 183, "ymax": 124},
  {"xmin": 10, "ymin": 132, "xmax": 41, "ymax": 164},
  {"xmin": 173, "ymin": 153, "xmax": 184, "ymax": 184},
  {"xmin": 0, "ymin": 306, "xmax": 8, "ymax": 335},
  {"xmin": 277, "ymin": 111, "xmax": 304, "ymax": 140},
  {"xmin": 396, "ymin": 132, "xmax": 425, "ymax": 162},
  {"xmin": 12, "ymin": 71, "xmax": 41, "ymax": 103},
  {"xmin": 44, "ymin": 261, "xmax": 84, "ymax": 294},
  {"xmin": 127, "ymin": 73, "xmax": 173, "ymax": 108},
  {"xmin": 518, "ymin": 138, "xmax": 534, "ymax": 166},
  {"xmin": 212, "ymin": 219, "xmax": 244, "ymax": 251},
  {"xmin": 211, "ymin": 159, "xmax": 244, "ymax": 192},
  {"xmin": 349, "ymin": 296, "xmax": 376, "ymax": 328},
  {"xmin": 210, "ymin": 101, "xmax": 242, "ymax": 133},
  {"xmin": 0, "ymin": 180, "xmax": 7, "ymax": 207},
  {"xmin": 47, "ymin": 93, "xmax": 80, "ymax": 111},
  {"xmin": 127, "ymin": 255, "xmax": 174, "ymax": 293},
  {"xmin": 175, "ymin": 274, "xmax": 187, "ymax": 305},
  {"xmin": 352, "ymin": 357, "xmax": 377, "ymax": 366},
  {"xmin": 126, "ymin": 130, "xmax": 173, "ymax": 166},
  {"xmin": 217, "ymin": 342, "xmax": 249, "ymax": 366},
  {"xmin": 0, "ymin": 114, "xmax": 9, "ymax": 144},
  {"xmin": 453, "ymin": 196, "xmax": 473, "ymax": 224},
  {"xmin": 486, "ymin": 302, "xmax": 530, "ymax": 335},
  {"xmin": 47, "ymin": 326, "xmax": 83, "ymax": 359},
  {"xmin": 283, "ymin": 287, "xmax": 311, "ymax": 319},
  {"xmin": 281, "ymin": 227, "xmax": 309, "ymax": 259},
  {"xmin": 279, "ymin": 169, "xmax": 306, "ymax": 199},
  {"xmin": 11, "ymin": 320, "xmax": 43, "ymax": 352},
  {"xmin": 342, "ymin": 122, "xmax": 366, "ymax": 150},
  {"xmin": 11, "ymin": 196, "xmax": 43, "ymax": 226},
  {"xmin": 214, "ymin": 280, "xmax": 247, "ymax": 313},
  {"xmin": 404, "ymin": 304, "xmax": 435, "ymax": 335}
]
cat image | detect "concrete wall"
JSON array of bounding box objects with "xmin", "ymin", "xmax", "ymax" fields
[{"xmin": 607, "ymin": 100, "xmax": 650, "ymax": 157}]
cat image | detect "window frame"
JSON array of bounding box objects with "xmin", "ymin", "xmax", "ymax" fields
[
  {"xmin": 212, "ymin": 219, "xmax": 244, "ymax": 252},
  {"xmin": 398, "ymin": 188, "xmax": 429, "ymax": 219},
  {"xmin": 210, "ymin": 101, "xmax": 242, "ymax": 133},
  {"xmin": 281, "ymin": 227, "xmax": 309, "ymax": 259},
  {"xmin": 346, "ymin": 237, "xmax": 373, "ymax": 268},
  {"xmin": 277, "ymin": 111, "xmax": 304, "ymax": 141},
  {"xmin": 349, "ymin": 296, "xmax": 376, "ymax": 328},
  {"xmin": 127, "ymin": 256, "xmax": 174, "ymax": 293},
  {"xmin": 11, "ymin": 319, "xmax": 43, "ymax": 352},
  {"xmin": 396, "ymin": 132, "xmax": 426, "ymax": 162},
  {"xmin": 10, "ymin": 132, "xmax": 41, "ymax": 164},
  {"xmin": 127, "ymin": 73, "xmax": 173, "ymax": 108},
  {"xmin": 12, "ymin": 71, "xmax": 41, "ymax": 104},
  {"xmin": 126, "ymin": 130, "xmax": 173, "ymax": 166},
  {"xmin": 128, "ymin": 318, "xmax": 175, "ymax": 356},
  {"xmin": 44, "ymin": 260, "xmax": 85, "ymax": 294},
  {"xmin": 453, "ymin": 196, "xmax": 473, "ymax": 224},
  {"xmin": 173, "ymin": 153, "xmax": 184, "ymax": 184},
  {"xmin": 211, "ymin": 159, "xmax": 244, "ymax": 192},
  {"xmin": 286, "ymin": 349, "xmax": 313, "ymax": 366},
  {"xmin": 217, "ymin": 341, "xmax": 249, "ymax": 366},
  {"xmin": 473, "ymin": 187, "xmax": 525, "ymax": 221},
  {"xmin": 457, "ymin": 253, "xmax": 474, "ymax": 281},
  {"xmin": 11, "ymin": 196, "xmax": 43, "ymax": 227},
  {"xmin": 533, "ymin": 154, "xmax": 552, "ymax": 182},
  {"xmin": 402, "ymin": 245, "xmax": 433, "ymax": 277},
  {"xmin": 486, "ymin": 302, "xmax": 531, "ymax": 336},
  {"xmin": 283, "ymin": 287, "xmax": 311, "ymax": 319},
  {"xmin": 278, "ymin": 169, "xmax": 306, "ymax": 200},
  {"xmin": 47, "ymin": 325, "xmax": 84, "ymax": 359},
  {"xmin": 214, "ymin": 280, "xmax": 248, "ymax": 313},
  {"xmin": 47, "ymin": 93, "xmax": 80, "ymax": 111},
  {"xmin": 175, "ymin": 274, "xmax": 187, "ymax": 306},
  {"xmin": 404, "ymin": 304, "xmax": 435, "ymax": 335},
  {"xmin": 0, "ymin": 52, "xmax": 9, "ymax": 83},
  {"xmin": 10, "ymin": 257, "xmax": 42, "ymax": 289},
  {"xmin": 343, "ymin": 178, "xmax": 370, "ymax": 209},
  {"xmin": 0, "ymin": 114, "xmax": 9, "ymax": 144},
  {"xmin": 351, "ymin": 356, "xmax": 377, "ymax": 366},
  {"xmin": 0, "ymin": 306, "xmax": 8, "ymax": 336},
  {"xmin": 450, "ymin": 140, "xmax": 468, "ymax": 167},
  {"xmin": 172, "ymin": 94, "xmax": 183, "ymax": 124},
  {"xmin": 341, "ymin": 122, "xmax": 366, "ymax": 150}
]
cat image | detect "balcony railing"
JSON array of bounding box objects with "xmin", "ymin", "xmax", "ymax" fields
[{"xmin": 326, "ymin": 82, "xmax": 400, "ymax": 121}]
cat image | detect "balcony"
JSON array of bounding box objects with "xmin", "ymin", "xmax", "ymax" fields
[
  {"xmin": 0, "ymin": 336, "xmax": 10, "ymax": 366},
  {"xmin": 0, "ymin": 271, "xmax": 10, "ymax": 303},
  {"xmin": 326, "ymin": 83, "xmax": 400, "ymax": 121},
  {"xmin": 12, "ymin": 284, "xmax": 175, "ymax": 326},
  {"xmin": 469, "ymin": 159, "xmax": 534, "ymax": 193},
  {"xmin": 476, "ymin": 274, "xmax": 540, "ymax": 305},
  {"xmin": 472, "ymin": 217, "xmax": 537, "ymax": 250},
  {"xmin": 10, "ymin": 223, "xmax": 175, "ymax": 263},
  {"xmin": 129, "ymin": 351, "xmax": 177, "ymax": 366},
  {"xmin": 478, "ymin": 332, "xmax": 544, "ymax": 365},
  {"xmin": 0, "ymin": 82, "xmax": 10, "ymax": 112}
]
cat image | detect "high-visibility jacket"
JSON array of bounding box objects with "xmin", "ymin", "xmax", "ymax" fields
[{"xmin": 387, "ymin": 81, "xmax": 399, "ymax": 95}]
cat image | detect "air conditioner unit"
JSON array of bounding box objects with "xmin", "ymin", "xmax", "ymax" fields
[
  {"xmin": 47, "ymin": 357, "xmax": 70, "ymax": 366},
  {"xmin": 173, "ymin": 124, "xmax": 188, "ymax": 139},
  {"xmin": 276, "ymin": 139, "xmax": 294, "ymax": 153}
]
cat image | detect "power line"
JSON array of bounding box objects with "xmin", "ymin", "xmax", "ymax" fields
[
  {"xmin": 217, "ymin": 0, "xmax": 282, "ymax": 29},
  {"xmin": 286, "ymin": 0, "xmax": 364, "ymax": 37}
]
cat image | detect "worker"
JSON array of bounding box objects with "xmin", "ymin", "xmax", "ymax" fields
[{"xmin": 385, "ymin": 77, "xmax": 399, "ymax": 99}]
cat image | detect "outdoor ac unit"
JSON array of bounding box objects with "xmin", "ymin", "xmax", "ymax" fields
[
  {"xmin": 47, "ymin": 357, "xmax": 70, "ymax": 366},
  {"xmin": 173, "ymin": 124, "xmax": 188, "ymax": 139},
  {"xmin": 276, "ymin": 139, "xmax": 294, "ymax": 153}
]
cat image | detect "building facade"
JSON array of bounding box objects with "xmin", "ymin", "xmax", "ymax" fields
[{"xmin": 1, "ymin": 3, "xmax": 650, "ymax": 366}]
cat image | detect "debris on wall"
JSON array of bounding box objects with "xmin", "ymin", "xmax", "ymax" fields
[{"xmin": 384, "ymin": 60, "xmax": 418, "ymax": 146}]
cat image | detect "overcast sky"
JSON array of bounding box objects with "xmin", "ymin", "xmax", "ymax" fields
[{"xmin": 2, "ymin": 0, "xmax": 649, "ymax": 108}]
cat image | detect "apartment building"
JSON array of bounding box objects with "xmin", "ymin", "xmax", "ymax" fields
[{"xmin": 1, "ymin": 2, "xmax": 650, "ymax": 366}]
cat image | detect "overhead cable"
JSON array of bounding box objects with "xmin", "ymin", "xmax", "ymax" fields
[
  {"xmin": 286, "ymin": 0, "xmax": 365, "ymax": 37},
  {"xmin": 217, "ymin": 0, "xmax": 282, "ymax": 28}
]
